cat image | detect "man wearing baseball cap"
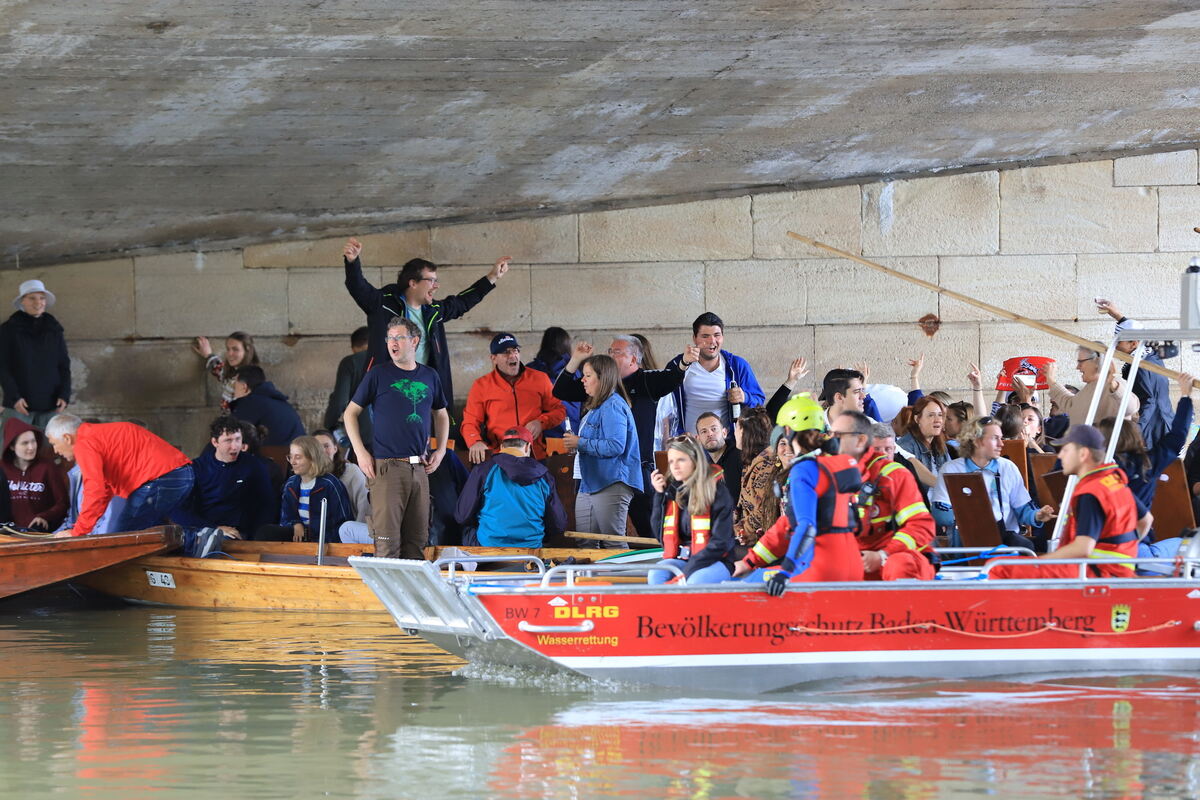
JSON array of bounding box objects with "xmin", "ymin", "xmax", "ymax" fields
[
  {"xmin": 460, "ymin": 332, "xmax": 565, "ymax": 463},
  {"xmin": 989, "ymin": 424, "xmax": 1150, "ymax": 580},
  {"xmin": 454, "ymin": 426, "xmax": 566, "ymax": 548},
  {"xmin": 0, "ymin": 279, "xmax": 71, "ymax": 427}
]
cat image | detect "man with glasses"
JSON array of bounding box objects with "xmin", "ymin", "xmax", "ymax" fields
[
  {"xmin": 461, "ymin": 333, "xmax": 565, "ymax": 463},
  {"xmin": 344, "ymin": 317, "xmax": 449, "ymax": 559},
  {"xmin": 342, "ymin": 237, "xmax": 512, "ymax": 425},
  {"xmin": 837, "ymin": 411, "xmax": 936, "ymax": 580},
  {"xmin": 1043, "ymin": 346, "xmax": 1139, "ymax": 431},
  {"xmin": 553, "ymin": 334, "xmax": 696, "ymax": 537}
]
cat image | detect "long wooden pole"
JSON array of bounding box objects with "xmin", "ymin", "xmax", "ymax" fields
[
  {"xmin": 785, "ymin": 232, "xmax": 1181, "ymax": 381},
  {"xmin": 566, "ymin": 531, "xmax": 661, "ymax": 547}
]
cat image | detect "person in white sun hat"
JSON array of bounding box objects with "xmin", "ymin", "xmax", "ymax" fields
[{"xmin": 0, "ymin": 279, "xmax": 71, "ymax": 428}]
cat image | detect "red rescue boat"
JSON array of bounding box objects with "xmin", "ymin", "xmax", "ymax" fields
[
  {"xmin": 0, "ymin": 526, "xmax": 183, "ymax": 600},
  {"xmin": 352, "ymin": 554, "xmax": 1200, "ymax": 693}
]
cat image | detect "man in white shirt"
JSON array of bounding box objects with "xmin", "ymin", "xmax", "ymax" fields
[{"xmin": 662, "ymin": 312, "xmax": 765, "ymax": 438}]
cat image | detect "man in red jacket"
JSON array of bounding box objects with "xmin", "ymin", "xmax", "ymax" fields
[
  {"xmin": 46, "ymin": 415, "xmax": 194, "ymax": 536},
  {"xmin": 461, "ymin": 333, "xmax": 565, "ymax": 463}
]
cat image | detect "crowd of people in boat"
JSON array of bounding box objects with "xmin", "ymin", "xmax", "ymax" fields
[{"xmin": 0, "ymin": 241, "xmax": 1195, "ymax": 582}]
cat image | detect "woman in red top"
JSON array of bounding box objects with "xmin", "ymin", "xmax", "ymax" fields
[{"xmin": 0, "ymin": 417, "xmax": 67, "ymax": 530}]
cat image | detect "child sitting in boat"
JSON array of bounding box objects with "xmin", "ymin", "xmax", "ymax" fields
[
  {"xmin": 454, "ymin": 427, "xmax": 566, "ymax": 548},
  {"xmin": 1, "ymin": 417, "xmax": 67, "ymax": 531},
  {"xmin": 648, "ymin": 435, "xmax": 736, "ymax": 584}
]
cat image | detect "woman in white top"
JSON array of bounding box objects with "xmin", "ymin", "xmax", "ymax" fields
[{"xmin": 313, "ymin": 429, "xmax": 368, "ymax": 522}]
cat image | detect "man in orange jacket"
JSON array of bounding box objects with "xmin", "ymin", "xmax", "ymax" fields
[
  {"xmin": 849, "ymin": 414, "xmax": 936, "ymax": 579},
  {"xmin": 461, "ymin": 333, "xmax": 566, "ymax": 463}
]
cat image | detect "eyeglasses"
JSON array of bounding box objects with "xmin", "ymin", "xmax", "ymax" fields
[
  {"xmin": 386, "ymin": 334, "xmax": 414, "ymax": 342},
  {"xmin": 1076, "ymin": 354, "xmax": 1098, "ymax": 364},
  {"xmin": 417, "ymin": 275, "xmax": 440, "ymax": 286}
]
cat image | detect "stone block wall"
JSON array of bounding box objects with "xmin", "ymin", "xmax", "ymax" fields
[{"xmin": 8, "ymin": 151, "xmax": 1200, "ymax": 450}]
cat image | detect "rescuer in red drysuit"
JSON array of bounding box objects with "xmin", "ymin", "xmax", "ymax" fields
[
  {"xmin": 731, "ymin": 394, "xmax": 864, "ymax": 593},
  {"xmin": 847, "ymin": 414, "xmax": 937, "ymax": 580}
]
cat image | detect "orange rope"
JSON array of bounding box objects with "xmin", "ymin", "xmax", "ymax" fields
[{"xmin": 788, "ymin": 619, "xmax": 1182, "ymax": 639}]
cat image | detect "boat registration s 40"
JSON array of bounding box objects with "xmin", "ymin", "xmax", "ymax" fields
[{"xmin": 145, "ymin": 570, "xmax": 176, "ymax": 589}]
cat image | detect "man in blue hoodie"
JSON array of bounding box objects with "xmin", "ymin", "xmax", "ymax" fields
[
  {"xmin": 454, "ymin": 427, "xmax": 566, "ymax": 548},
  {"xmin": 229, "ymin": 366, "xmax": 306, "ymax": 447},
  {"xmin": 662, "ymin": 312, "xmax": 765, "ymax": 437}
]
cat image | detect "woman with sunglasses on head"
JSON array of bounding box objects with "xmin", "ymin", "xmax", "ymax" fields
[
  {"xmin": 647, "ymin": 435, "xmax": 736, "ymax": 584},
  {"xmin": 561, "ymin": 354, "xmax": 642, "ymax": 545}
]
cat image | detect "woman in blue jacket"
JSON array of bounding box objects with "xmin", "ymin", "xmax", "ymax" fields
[
  {"xmin": 257, "ymin": 436, "xmax": 353, "ymax": 543},
  {"xmin": 563, "ymin": 354, "xmax": 642, "ymax": 543}
]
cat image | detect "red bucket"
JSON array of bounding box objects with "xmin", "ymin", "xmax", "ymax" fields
[{"xmin": 996, "ymin": 356, "xmax": 1054, "ymax": 391}]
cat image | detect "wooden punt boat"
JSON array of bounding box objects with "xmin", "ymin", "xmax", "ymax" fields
[
  {"xmin": 75, "ymin": 540, "xmax": 652, "ymax": 612},
  {"xmin": 0, "ymin": 526, "xmax": 182, "ymax": 600},
  {"xmin": 352, "ymin": 552, "xmax": 1200, "ymax": 693}
]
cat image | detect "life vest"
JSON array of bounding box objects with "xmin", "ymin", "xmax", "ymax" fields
[
  {"xmin": 1065, "ymin": 462, "xmax": 1139, "ymax": 573},
  {"xmin": 783, "ymin": 453, "xmax": 862, "ymax": 535},
  {"xmin": 662, "ymin": 469, "xmax": 724, "ymax": 560}
]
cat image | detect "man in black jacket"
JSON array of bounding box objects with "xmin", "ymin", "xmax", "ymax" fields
[
  {"xmin": 341, "ymin": 237, "xmax": 511, "ymax": 417},
  {"xmin": 0, "ymin": 279, "xmax": 70, "ymax": 428},
  {"xmin": 229, "ymin": 366, "xmax": 306, "ymax": 447},
  {"xmin": 553, "ymin": 335, "xmax": 698, "ymax": 537}
]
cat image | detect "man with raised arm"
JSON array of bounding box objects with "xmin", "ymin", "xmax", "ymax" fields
[
  {"xmin": 342, "ymin": 237, "xmax": 511, "ymax": 413},
  {"xmin": 662, "ymin": 312, "xmax": 765, "ymax": 438},
  {"xmin": 1096, "ymin": 296, "xmax": 1174, "ymax": 450},
  {"xmin": 344, "ymin": 317, "xmax": 450, "ymax": 560}
]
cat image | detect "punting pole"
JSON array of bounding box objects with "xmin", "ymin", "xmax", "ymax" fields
[
  {"xmin": 784, "ymin": 232, "xmax": 1181, "ymax": 382},
  {"xmin": 317, "ymin": 498, "xmax": 328, "ymax": 566}
]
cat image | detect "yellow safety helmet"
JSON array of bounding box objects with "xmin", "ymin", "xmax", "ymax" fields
[{"xmin": 776, "ymin": 392, "xmax": 826, "ymax": 433}]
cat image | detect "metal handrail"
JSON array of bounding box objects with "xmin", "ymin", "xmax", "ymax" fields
[
  {"xmin": 539, "ymin": 561, "xmax": 686, "ymax": 588},
  {"xmin": 977, "ymin": 556, "xmax": 1191, "ymax": 579},
  {"xmin": 1048, "ymin": 334, "xmax": 1121, "ymax": 552},
  {"xmin": 434, "ymin": 554, "xmax": 547, "ymax": 579},
  {"xmin": 937, "ymin": 546, "xmax": 1036, "ymax": 557}
]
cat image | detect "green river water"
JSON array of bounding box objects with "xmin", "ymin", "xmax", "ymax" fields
[{"xmin": 1, "ymin": 589, "xmax": 1198, "ymax": 799}]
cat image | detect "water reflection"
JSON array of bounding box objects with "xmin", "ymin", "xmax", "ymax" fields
[{"xmin": 0, "ymin": 596, "xmax": 1198, "ymax": 799}]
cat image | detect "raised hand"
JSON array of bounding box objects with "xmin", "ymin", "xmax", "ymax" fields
[
  {"xmin": 787, "ymin": 357, "xmax": 809, "ymax": 386},
  {"xmin": 343, "ymin": 237, "xmax": 363, "ymax": 262},
  {"xmin": 853, "ymin": 361, "xmax": 871, "ymax": 383},
  {"xmin": 967, "ymin": 362, "xmax": 982, "ymax": 391},
  {"xmin": 907, "ymin": 353, "xmax": 924, "ymax": 378},
  {"xmin": 488, "ymin": 256, "xmax": 513, "ymax": 282}
]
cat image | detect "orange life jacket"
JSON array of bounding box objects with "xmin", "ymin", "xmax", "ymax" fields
[
  {"xmin": 1064, "ymin": 462, "xmax": 1139, "ymax": 574},
  {"xmin": 662, "ymin": 469, "xmax": 724, "ymax": 560}
]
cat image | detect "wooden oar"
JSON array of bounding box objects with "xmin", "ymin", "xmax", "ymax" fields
[
  {"xmin": 785, "ymin": 231, "xmax": 1182, "ymax": 381},
  {"xmin": 565, "ymin": 531, "xmax": 661, "ymax": 548}
]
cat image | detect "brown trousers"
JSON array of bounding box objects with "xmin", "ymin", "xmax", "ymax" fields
[{"xmin": 368, "ymin": 459, "xmax": 430, "ymax": 560}]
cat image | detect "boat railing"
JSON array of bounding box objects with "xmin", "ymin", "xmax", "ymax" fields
[
  {"xmin": 539, "ymin": 561, "xmax": 687, "ymax": 588},
  {"xmin": 434, "ymin": 554, "xmax": 547, "ymax": 579},
  {"xmin": 976, "ymin": 556, "xmax": 1196, "ymax": 579},
  {"xmin": 350, "ymin": 557, "xmax": 500, "ymax": 639}
]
